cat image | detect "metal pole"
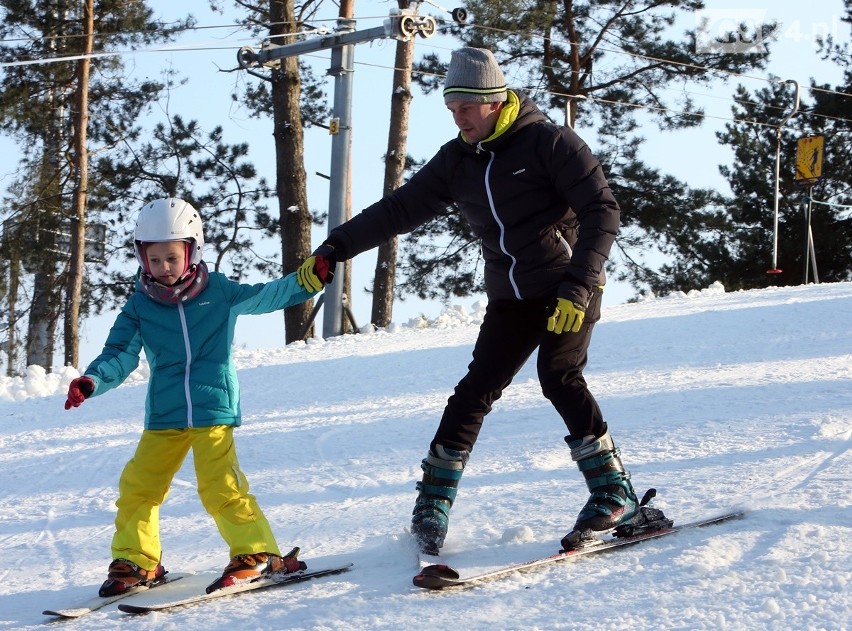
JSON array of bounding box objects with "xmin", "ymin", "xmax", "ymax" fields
[
  {"xmin": 809, "ymin": 230, "xmax": 819, "ymax": 283},
  {"xmin": 768, "ymin": 80, "xmax": 800, "ymax": 275},
  {"xmin": 234, "ymin": 8, "xmax": 439, "ymax": 337},
  {"xmin": 323, "ymin": 18, "xmax": 356, "ymax": 338},
  {"xmin": 769, "ymin": 126, "xmax": 783, "ymax": 272},
  {"xmin": 807, "ymin": 193, "xmax": 819, "ymax": 284},
  {"xmin": 802, "ymin": 192, "xmax": 811, "ymax": 284}
]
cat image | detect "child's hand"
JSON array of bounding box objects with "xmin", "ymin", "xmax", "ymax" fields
[
  {"xmin": 297, "ymin": 242, "xmax": 337, "ymax": 292},
  {"xmin": 65, "ymin": 377, "xmax": 95, "ymax": 410}
]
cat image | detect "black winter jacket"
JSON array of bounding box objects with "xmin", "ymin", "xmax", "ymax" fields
[{"xmin": 327, "ymin": 91, "xmax": 620, "ymax": 305}]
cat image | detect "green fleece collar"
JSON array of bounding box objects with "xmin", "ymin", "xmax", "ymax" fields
[{"xmin": 470, "ymin": 89, "xmax": 520, "ymax": 146}]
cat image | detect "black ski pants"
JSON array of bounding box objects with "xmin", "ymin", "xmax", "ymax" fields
[{"xmin": 430, "ymin": 287, "xmax": 606, "ymax": 454}]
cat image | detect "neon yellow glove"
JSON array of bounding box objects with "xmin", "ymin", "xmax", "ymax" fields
[
  {"xmin": 296, "ymin": 243, "xmax": 337, "ymax": 292},
  {"xmin": 296, "ymin": 256, "xmax": 325, "ymax": 292},
  {"xmin": 547, "ymin": 297, "xmax": 586, "ymax": 334}
]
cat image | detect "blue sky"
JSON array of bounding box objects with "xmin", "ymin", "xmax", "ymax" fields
[{"xmin": 1, "ymin": 0, "xmax": 848, "ymax": 362}]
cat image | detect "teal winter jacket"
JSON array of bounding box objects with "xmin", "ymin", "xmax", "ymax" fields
[{"xmin": 83, "ymin": 270, "xmax": 315, "ymax": 430}]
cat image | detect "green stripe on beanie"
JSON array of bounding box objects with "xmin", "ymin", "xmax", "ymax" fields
[{"xmin": 443, "ymin": 47, "xmax": 507, "ymax": 104}]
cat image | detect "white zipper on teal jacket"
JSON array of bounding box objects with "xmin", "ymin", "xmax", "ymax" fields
[{"xmin": 177, "ymin": 302, "xmax": 193, "ymax": 428}]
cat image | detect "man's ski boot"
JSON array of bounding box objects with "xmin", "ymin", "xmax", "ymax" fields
[
  {"xmin": 560, "ymin": 430, "xmax": 643, "ymax": 551},
  {"xmin": 411, "ymin": 444, "xmax": 468, "ymax": 555},
  {"xmin": 99, "ymin": 558, "xmax": 166, "ymax": 597},
  {"xmin": 206, "ymin": 547, "xmax": 306, "ymax": 593}
]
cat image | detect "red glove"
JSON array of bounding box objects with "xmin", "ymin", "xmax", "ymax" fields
[
  {"xmin": 312, "ymin": 242, "xmax": 338, "ymax": 284},
  {"xmin": 314, "ymin": 253, "xmax": 334, "ymax": 284},
  {"xmin": 65, "ymin": 376, "xmax": 95, "ymax": 410}
]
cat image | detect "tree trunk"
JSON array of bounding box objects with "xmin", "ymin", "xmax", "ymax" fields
[
  {"xmin": 27, "ymin": 269, "xmax": 59, "ymax": 369},
  {"xmin": 26, "ymin": 0, "xmax": 67, "ymax": 371},
  {"xmin": 4, "ymin": 256, "xmax": 20, "ymax": 377},
  {"xmin": 26, "ymin": 130, "xmax": 62, "ymax": 372},
  {"xmin": 371, "ymin": 10, "xmax": 414, "ymax": 328},
  {"xmin": 270, "ymin": 0, "xmax": 314, "ymax": 343},
  {"xmin": 63, "ymin": 0, "xmax": 93, "ymax": 368}
]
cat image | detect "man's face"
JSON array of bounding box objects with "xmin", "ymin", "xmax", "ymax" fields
[{"xmin": 447, "ymin": 100, "xmax": 502, "ymax": 144}]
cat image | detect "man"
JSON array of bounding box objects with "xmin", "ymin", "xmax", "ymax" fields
[{"xmin": 298, "ymin": 47, "xmax": 655, "ymax": 554}]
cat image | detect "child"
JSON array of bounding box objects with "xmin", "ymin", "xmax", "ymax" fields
[{"xmin": 65, "ymin": 197, "xmax": 315, "ymax": 595}]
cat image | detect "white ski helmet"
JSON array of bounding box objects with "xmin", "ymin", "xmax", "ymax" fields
[{"xmin": 134, "ymin": 198, "xmax": 204, "ymax": 268}]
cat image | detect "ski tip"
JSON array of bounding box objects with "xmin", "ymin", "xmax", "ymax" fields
[
  {"xmin": 413, "ymin": 573, "xmax": 455, "ymax": 589},
  {"xmin": 419, "ymin": 563, "xmax": 460, "ymax": 580},
  {"xmin": 43, "ymin": 610, "xmax": 81, "ymax": 618},
  {"xmin": 117, "ymin": 603, "xmax": 152, "ymax": 614},
  {"xmin": 413, "ymin": 562, "xmax": 461, "ymax": 589}
]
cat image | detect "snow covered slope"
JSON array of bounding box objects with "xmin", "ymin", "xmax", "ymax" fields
[{"xmin": 1, "ymin": 282, "xmax": 850, "ymax": 630}]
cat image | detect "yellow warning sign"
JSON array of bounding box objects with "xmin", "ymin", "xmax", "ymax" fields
[{"xmin": 795, "ymin": 135, "xmax": 824, "ymax": 185}]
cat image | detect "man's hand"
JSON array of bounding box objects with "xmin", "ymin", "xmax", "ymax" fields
[
  {"xmin": 547, "ymin": 297, "xmax": 586, "ymax": 334},
  {"xmin": 297, "ymin": 242, "xmax": 337, "ymax": 292},
  {"xmin": 65, "ymin": 376, "xmax": 95, "ymax": 410}
]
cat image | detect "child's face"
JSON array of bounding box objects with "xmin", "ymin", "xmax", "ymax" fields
[{"xmin": 145, "ymin": 241, "xmax": 187, "ymax": 286}]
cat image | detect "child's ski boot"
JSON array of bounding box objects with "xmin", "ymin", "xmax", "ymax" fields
[
  {"xmin": 99, "ymin": 558, "xmax": 166, "ymax": 597},
  {"xmin": 206, "ymin": 547, "xmax": 306, "ymax": 593}
]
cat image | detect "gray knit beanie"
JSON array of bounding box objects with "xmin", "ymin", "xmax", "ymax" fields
[{"xmin": 443, "ymin": 47, "xmax": 507, "ymax": 105}]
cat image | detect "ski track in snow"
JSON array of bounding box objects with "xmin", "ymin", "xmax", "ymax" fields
[{"xmin": 0, "ymin": 282, "xmax": 850, "ymax": 629}]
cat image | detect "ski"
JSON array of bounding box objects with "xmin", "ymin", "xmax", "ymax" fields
[
  {"xmin": 413, "ymin": 511, "xmax": 743, "ymax": 589},
  {"xmin": 42, "ymin": 572, "xmax": 191, "ymax": 619},
  {"xmin": 117, "ymin": 562, "xmax": 353, "ymax": 613}
]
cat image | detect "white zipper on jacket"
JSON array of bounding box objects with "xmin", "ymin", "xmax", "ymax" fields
[
  {"xmin": 480, "ymin": 146, "xmax": 522, "ymax": 299},
  {"xmin": 177, "ymin": 302, "xmax": 193, "ymax": 427}
]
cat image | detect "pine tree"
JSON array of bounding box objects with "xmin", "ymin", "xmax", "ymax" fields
[
  {"xmin": 399, "ymin": 0, "xmax": 773, "ymax": 300},
  {"xmin": 214, "ymin": 0, "xmax": 331, "ymax": 342},
  {"xmin": 703, "ymin": 17, "xmax": 852, "ymax": 290},
  {"xmin": 0, "ymin": 0, "xmax": 191, "ymax": 372}
]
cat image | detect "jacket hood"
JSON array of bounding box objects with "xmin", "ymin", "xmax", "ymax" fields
[{"xmin": 504, "ymin": 90, "xmax": 549, "ymax": 133}]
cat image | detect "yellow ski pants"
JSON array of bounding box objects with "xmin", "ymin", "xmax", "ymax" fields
[{"xmin": 111, "ymin": 425, "xmax": 280, "ymax": 570}]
